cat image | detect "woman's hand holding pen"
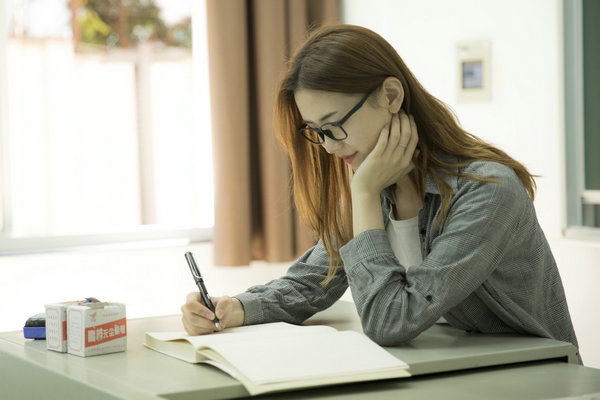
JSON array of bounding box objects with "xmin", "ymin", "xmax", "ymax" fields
[{"xmin": 181, "ymin": 293, "xmax": 245, "ymax": 335}]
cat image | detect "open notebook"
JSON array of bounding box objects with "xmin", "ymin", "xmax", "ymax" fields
[{"xmin": 144, "ymin": 322, "xmax": 410, "ymax": 396}]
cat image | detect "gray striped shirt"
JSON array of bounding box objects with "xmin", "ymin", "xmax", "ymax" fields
[{"xmin": 235, "ymin": 160, "xmax": 580, "ymax": 360}]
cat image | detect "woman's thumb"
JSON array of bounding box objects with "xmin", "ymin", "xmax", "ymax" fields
[{"xmin": 213, "ymin": 296, "xmax": 229, "ymax": 319}]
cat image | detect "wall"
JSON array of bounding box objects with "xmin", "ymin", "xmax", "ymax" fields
[{"xmin": 342, "ymin": 0, "xmax": 599, "ymax": 368}]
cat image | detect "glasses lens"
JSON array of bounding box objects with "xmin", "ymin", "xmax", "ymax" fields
[
  {"xmin": 321, "ymin": 123, "xmax": 347, "ymax": 141},
  {"xmin": 300, "ymin": 128, "xmax": 323, "ymax": 143}
]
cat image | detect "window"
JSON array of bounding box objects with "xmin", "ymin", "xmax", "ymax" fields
[
  {"xmin": 564, "ymin": 0, "xmax": 600, "ymax": 234},
  {"xmin": 0, "ymin": 0, "xmax": 213, "ymax": 253}
]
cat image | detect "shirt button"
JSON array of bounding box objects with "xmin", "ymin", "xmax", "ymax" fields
[{"xmin": 425, "ymin": 295, "xmax": 433, "ymax": 302}]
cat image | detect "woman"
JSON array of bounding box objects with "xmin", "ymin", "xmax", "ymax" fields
[{"xmin": 181, "ymin": 24, "xmax": 579, "ymax": 354}]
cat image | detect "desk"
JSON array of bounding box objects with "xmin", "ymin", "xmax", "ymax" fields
[{"xmin": 1, "ymin": 301, "xmax": 599, "ymax": 400}]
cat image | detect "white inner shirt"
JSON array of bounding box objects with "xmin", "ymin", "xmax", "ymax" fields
[
  {"xmin": 386, "ymin": 209, "xmax": 447, "ymax": 324},
  {"xmin": 385, "ymin": 209, "xmax": 422, "ymax": 269}
]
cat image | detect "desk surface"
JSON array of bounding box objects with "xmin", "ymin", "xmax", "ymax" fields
[
  {"xmin": 303, "ymin": 300, "xmax": 580, "ymax": 374},
  {"xmin": 1, "ymin": 301, "xmax": 599, "ymax": 400}
]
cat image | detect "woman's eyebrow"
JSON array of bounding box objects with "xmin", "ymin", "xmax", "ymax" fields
[{"xmin": 303, "ymin": 110, "xmax": 338, "ymax": 125}]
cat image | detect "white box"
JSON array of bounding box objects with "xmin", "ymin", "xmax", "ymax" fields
[
  {"xmin": 45, "ymin": 302, "xmax": 78, "ymax": 352},
  {"xmin": 67, "ymin": 302, "xmax": 127, "ymax": 357}
]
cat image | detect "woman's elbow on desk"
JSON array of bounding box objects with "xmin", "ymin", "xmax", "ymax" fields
[
  {"xmin": 362, "ymin": 323, "xmax": 421, "ymax": 346},
  {"xmin": 359, "ymin": 310, "xmax": 425, "ymax": 346},
  {"xmin": 353, "ymin": 287, "xmax": 433, "ymax": 345}
]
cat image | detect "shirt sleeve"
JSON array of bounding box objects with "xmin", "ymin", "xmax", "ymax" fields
[
  {"xmin": 234, "ymin": 240, "xmax": 349, "ymax": 326},
  {"xmin": 340, "ymin": 164, "xmax": 530, "ymax": 345}
]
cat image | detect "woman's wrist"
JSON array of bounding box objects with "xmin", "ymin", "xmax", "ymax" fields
[
  {"xmin": 228, "ymin": 297, "xmax": 245, "ymax": 327},
  {"xmin": 351, "ymin": 188, "xmax": 384, "ymax": 236},
  {"xmin": 350, "ymin": 176, "xmax": 381, "ymax": 198}
]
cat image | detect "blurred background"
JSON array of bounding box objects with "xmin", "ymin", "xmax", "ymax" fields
[
  {"xmin": 0, "ymin": 0, "xmax": 598, "ymax": 368},
  {"xmin": 1, "ymin": 0, "xmax": 213, "ymax": 246}
]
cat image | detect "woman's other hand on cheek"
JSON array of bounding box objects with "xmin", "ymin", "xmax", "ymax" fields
[{"xmin": 351, "ymin": 111, "xmax": 419, "ymax": 196}]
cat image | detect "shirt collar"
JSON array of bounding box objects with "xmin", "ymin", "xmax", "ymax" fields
[{"xmin": 381, "ymin": 153, "xmax": 461, "ymax": 202}]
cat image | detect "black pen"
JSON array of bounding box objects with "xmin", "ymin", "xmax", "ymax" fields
[{"xmin": 185, "ymin": 252, "xmax": 221, "ymax": 330}]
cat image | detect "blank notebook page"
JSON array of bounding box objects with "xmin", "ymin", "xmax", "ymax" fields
[{"xmin": 206, "ymin": 330, "xmax": 408, "ymax": 385}]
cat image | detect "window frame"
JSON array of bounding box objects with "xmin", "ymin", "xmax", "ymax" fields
[
  {"xmin": 0, "ymin": 1, "xmax": 213, "ymax": 255},
  {"xmin": 563, "ymin": 0, "xmax": 600, "ymax": 240}
]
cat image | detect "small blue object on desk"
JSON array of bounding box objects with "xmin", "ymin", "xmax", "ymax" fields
[{"xmin": 23, "ymin": 313, "xmax": 46, "ymax": 339}]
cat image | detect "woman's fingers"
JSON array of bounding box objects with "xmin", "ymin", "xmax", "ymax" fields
[
  {"xmin": 388, "ymin": 112, "xmax": 401, "ymax": 148},
  {"xmin": 397, "ymin": 112, "xmax": 411, "ymax": 150},
  {"xmin": 181, "ymin": 291, "xmax": 219, "ymax": 335},
  {"xmin": 385, "ymin": 112, "xmax": 413, "ymax": 156},
  {"xmin": 182, "ymin": 295, "xmax": 215, "ymax": 320},
  {"xmin": 213, "ymin": 296, "xmax": 230, "ymax": 321},
  {"xmin": 181, "ymin": 293, "xmax": 241, "ymax": 335},
  {"xmin": 371, "ymin": 122, "xmax": 390, "ymax": 156},
  {"xmin": 182, "ymin": 311, "xmax": 217, "ymax": 335},
  {"xmin": 389, "ymin": 112, "xmax": 418, "ymax": 174},
  {"xmin": 407, "ymin": 114, "xmax": 419, "ymax": 154},
  {"xmin": 186, "ymin": 291, "xmax": 200, "ymax": 303}
]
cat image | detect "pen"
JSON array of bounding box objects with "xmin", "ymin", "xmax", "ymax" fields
[{"xmin": 185, "ymin": 251, "xmax": 221, "ymax": 330}]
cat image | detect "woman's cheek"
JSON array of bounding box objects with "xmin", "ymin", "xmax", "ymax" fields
[{"xmin": 365, "ymin": 126, "xmax": 384, "ymax": 155}]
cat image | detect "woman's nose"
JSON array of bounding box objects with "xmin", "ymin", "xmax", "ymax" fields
[{"xmin": 321, "ymin": 136, "xmax": 343, "ymax": 154}]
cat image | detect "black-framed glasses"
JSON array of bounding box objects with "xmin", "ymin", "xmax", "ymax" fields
[{"xmin": 298, "ymin": 87, "xmax": 376, "ymax": 144}]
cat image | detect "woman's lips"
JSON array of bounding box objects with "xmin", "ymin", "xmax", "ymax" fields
[{"xmin": 341, "ymin": 153, "xmax": 357, "ymax": 164}]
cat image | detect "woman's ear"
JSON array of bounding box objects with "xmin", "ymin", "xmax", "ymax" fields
[{"xmin": 380, "ymin": 77, "xmax": 404, "ymax": 114}]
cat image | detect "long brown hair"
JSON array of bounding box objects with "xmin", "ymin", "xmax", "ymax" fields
[{"xmin": 274, "ymin": 25, "xmax": 536, "ymax": 284}]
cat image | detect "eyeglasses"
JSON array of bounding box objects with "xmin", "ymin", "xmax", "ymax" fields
[{"xmin": 298, "ymin": 88, "xmax": 376, "ymax": 144}]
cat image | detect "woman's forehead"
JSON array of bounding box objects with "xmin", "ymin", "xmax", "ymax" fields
[{"xmin": 294, "ymin": 89, "xmax": 358, "ymax": 124}]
